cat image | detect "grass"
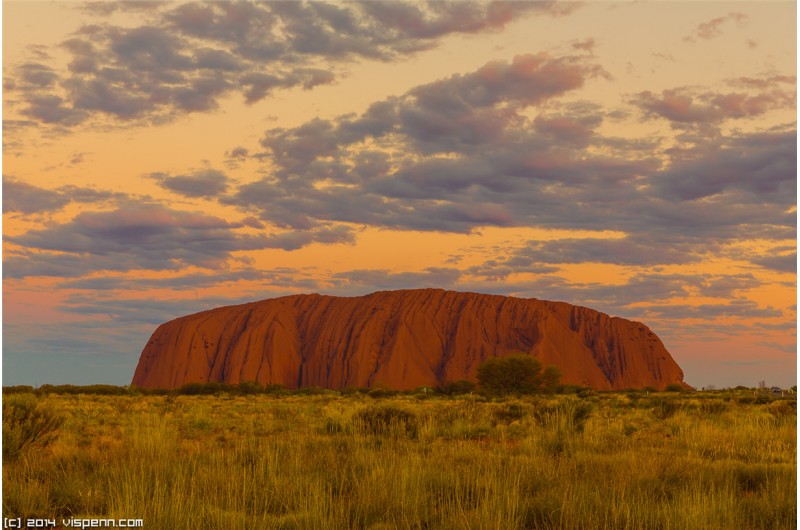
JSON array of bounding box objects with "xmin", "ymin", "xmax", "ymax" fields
[{"xmin": 2, "ymin": 390, "xmax": 795, "ymax": 529}]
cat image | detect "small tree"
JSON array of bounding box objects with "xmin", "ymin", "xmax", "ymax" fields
[
  {"xmin": 542, "ymin": 365, "xmax": 562, "ymax": 393},
  {"xmin": 477, "ymin": 354, "xmax": 561, "ymax": 396}
]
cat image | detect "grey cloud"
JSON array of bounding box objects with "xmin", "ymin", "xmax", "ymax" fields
[
  {"xmin": 3, "ymin": 179, "xmax": 71, "ymax": 214},
  {"xmin": 22, "ymin": 95, "xmax": 87, "ymax": 125},
  {"xmin": 149, "ymin": 169, "xmax": 230, "ymax": 197},
  {"xmin": 6, "ymin": 204, "xmax": 271, "ymax": 276},
  {"xmin": 59, "ymin": 293, "xmax": 261, "ymax": 325},
  {"xmin": 750, "ymin": 252, "xmax": 796, "ymax": 273},
  {"xmin": 3, "ymin": 179, "xmax": 128, "ymax": 215},
  {"xmin": 221, "ymin": 57, "xmax": 793, "ymax": 254},
  {"xmin": 59, "ymin": 268, "xmax": 321, "ymax": 292},
  {"xmin": 226, "ymin": 146, "xmax": 249, "ymax": 159},
  {"xmin": 634, "ymin": 86, "xmax": 793, "ymax": 125},
  {"xmin": 61, "ymin": 185, "xmax": 124, "ymax": 203},
  {"xmin": 6, "ymin": 204, "xmax": 360, "ymax": 278},
  {"xmin": 683, "ymin": 12, "xmax": 747, "ymax": 43},
  {"xmin": 13, "ymin": 0, "xmax": 557, "ymax": 129},
  {"xmin": 732, "ymin": 75, "xmax": 795, "ymax": 90},
  {"xmin": 263, "ymin": 225, "xmax": 358, "ymax": 251},
  {"xmin": 653, "ymin": 130, "xmax": 796, "ymax": 201},
  {"xmin": 80, "ymin": 1, "xmax": 163, "ymax": 16},
  {"xmin": 469, "ymin": 273, "xmax": 778, "ymax": 326},
  {"xmin": 756, "ymin": 341, "xmax": 796, "ymax": 353},
  {"xmin": 17, "ymin": 63, "xmax": 59, "ymax": 88},
  {"xmin": 329, "ymin": 267, "xmax": 462, "ymax": 294},
  {"xmin": 633, "ymin": 300, "xmax": 781, "ymax": 320},
  {"xmin": 500, "ymin": 236, "xmax": 701, "ymax": 267},
  {"xmin": 534, "ymin": 111, "xmax": 602, "ymax": 146}
]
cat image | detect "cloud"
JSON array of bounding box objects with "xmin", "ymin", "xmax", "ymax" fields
[
  {"xmin": 329, "ymin": 267, "xmax": 463, "ymax": 294},
  {"xmin": 59, "ymin": 267, "xmax": 322, "ymax": 292},
  {"xmin": 213, "ymin": 57, "xmax": 795, "ymax": 257},
  {"xmin": 3, "ymin": 179, "xmax": 71, "ymax": 214},
  {"xmin": 5, "ymin": 204, "xmax": 270, "ymax": 277},
  {"xmin": 5, "ymin": 201, "xmax": 362, "ymax": 278},
  {"xmin": 489, "ymin": 236, "xmax": 703, "ymax": 268},
  {"xmin": 634, "ymin": 87, "xmax": 794, "ymax": 125},
  {"xmin": 262, "ymin": 225, "xmax": 358, "ymax": 251},
  {"xmin": 17, "ymin": 63, "xmax": 59, "ymax": 88},
  {"xmin": 683, "ymin": 12, "xmax": 748, "ymax": 43},
  {"xmin": 652, "ymin": 130, "xmax": 796, "ymax": 202},
  {"xmin": 633, "ymin": 300, "xmax": 782, "ymax": 321},
  {"xmin": 223, "ymin": 52, "xmax": 612, "ymax": 237},
  {"xmin": 9, "ymin": 0, "xmax": 561, "ymax": 129},
  {"xmin": 750, "ymin": 252, "xmax": 796, "ymax": 273},
  {"xmin": 149, "ymin": 168, "xmax": 230, "ymax": 198},
  {"xmin": 3, "ymin": 179, "xmax": 124, "ymax": 214},
  {"xmin": 226, "ymin": 146, "xmax": 249, "ymax": 159}
]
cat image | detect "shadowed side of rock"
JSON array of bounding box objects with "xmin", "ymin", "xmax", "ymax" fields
[{"xmin": 132, "ymin": 289, "xmax": 689, "ymax": 390}]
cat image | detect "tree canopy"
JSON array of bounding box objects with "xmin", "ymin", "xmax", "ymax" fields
[{"xmin": 476, "ymin": 354, "xmax": 561, "ymax": 396}]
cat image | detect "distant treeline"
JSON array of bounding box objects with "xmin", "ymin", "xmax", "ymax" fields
[{"xmin": 0, "ymin": 381, "xmax": 773, "ymax": 398}]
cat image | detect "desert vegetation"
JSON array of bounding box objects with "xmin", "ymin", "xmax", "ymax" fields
[{"xmin": 2, "ymin": 385, "xmax": 795, "ymax": 529}]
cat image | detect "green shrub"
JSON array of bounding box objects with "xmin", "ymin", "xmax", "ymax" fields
[
  {"xmin": 437, "ymin": 380, "xmax": 477, "ymax": 395},
  {"xmin": 238, "ymin": 381, "xmax": 264, "ymax": 394},
  {"xmin": 295, "ymin": 386, "xmax": 330, "ymax": 395},
  {"xmin": 177, "ymin": 382, "xmax": 224, "ymax": 395},
  {"xmin": 340, "ymin": 387, "xmax": 369, "ymax": 395},
  {"xmin": 651, "ymin": 398, "xmax": 682, "ymax": 420},
  {"xmin": 754, "ymin": 394, "xmax": 771, "ymax": 405},
  {"xmin": 664, "ymin": 383, "xmax": 686, "ymax": 393},
  {"xmin": 699, "ymin": 399, "xmax": 729, "ymax": 416},
  {"xmin": 766, "ymin": 400, "xmax": 796, "ymax": 422},
  {"xmin": 2, "ymin": 385, "xmax": 35, "ymax": 395},
  {"xmin": 3, "ymin": 395, "xmax": 65, "ymax": 462},
  {"xmin": 477, "ymin": 354, "xmax": 561, "ymax": 396},
  {"xmin": 353, "ymin": 405, "xmax": 418, "ymax": 437},
  {"xmin": 367, "ymin": 388, "xmax": 398, "ymax": 399},
  {"xmin": 493, "ymin": 402, "xmax": 528, "ymax": 424},
  {"xmin": 557, "ymin": 384, "xmax": 590, "ymax": 394},
  {"xmin": 263, "ymin": 384, "xmax": 288, "ymax": 395}
]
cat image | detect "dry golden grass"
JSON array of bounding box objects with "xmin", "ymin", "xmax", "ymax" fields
[{"xmin": 3, "ymin": 390, "xmax": 796, "ymax": 529}]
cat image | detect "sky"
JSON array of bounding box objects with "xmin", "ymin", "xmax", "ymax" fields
[{"xmin": 2, "ymin": 0, "xmax": 796, "ymax": 389}]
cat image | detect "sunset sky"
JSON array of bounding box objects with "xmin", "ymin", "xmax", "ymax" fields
[{"xmin": 3, "ymin": 0, "xmax": 796, "ymax": 389}]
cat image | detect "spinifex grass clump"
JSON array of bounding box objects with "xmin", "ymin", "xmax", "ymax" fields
[{"xmin": 3, "ymin": 394, "xmax": 65, "ymax": 462}]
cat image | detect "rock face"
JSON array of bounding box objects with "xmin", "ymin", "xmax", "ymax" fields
[{"xmin": 132, "ymin": 289, "xmax": 689, "ymax": 391}]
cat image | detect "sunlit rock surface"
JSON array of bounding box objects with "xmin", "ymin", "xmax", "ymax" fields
[{"xmin": 132, "ymin": 289, "xmax": 689, "ymax": 390}]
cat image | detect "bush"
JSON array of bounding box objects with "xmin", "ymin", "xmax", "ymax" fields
[
  {"xmin": 238, "ymin": 381, "xmax": 264, "ymax": 394},
  {"xmin": 477, "ymin": 354, "xmax": 561, "ymax": 396},
  {"xmin": 340, "ymin": 387, "xmax": 369, "ymax": 395},
  {"xmin": 3, "ymin": 395, "xmax": 65, "ymax": 462},
  {"xmin": 437, "ymin": 380, "xmax": 477, "ymax": 395},
  {"xmin": 177, "ymin": 382, "xmax": 226, "ymax": 395},
  {"xmin": 651, "ymin": 398, "xmax": 682, "ymax": 420},
  {"xmin": 664, "ymin": 383, "xmax": 686, "ymax": 393},
  {"xmin": 493, "ymin": 402, "xmax": 529, "ymax": 424},
  {"xmin": 353, "ymin": 405, "xmax": 418, "ymax": 437},
  {"xmin": 699, "ymin": 399, "xmax": 729, "ymax": 416},
  {"xmin": 367, "ymin": 388, "xmax": 398, "ymax": 399},
  {"xmin": 2, "ymin": 385, "xmax": 35, "ymax": 395}
]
